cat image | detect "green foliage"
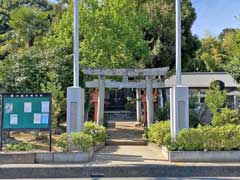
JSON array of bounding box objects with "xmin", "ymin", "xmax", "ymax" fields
[
  {"xmin": 169, "ymin": 125, "xmax": 240, "ymax": 151},
  {"xmin": 189, "ymin": 94, "xmax": 200, "ymax": 127},
  {"xmin": 205, "ymin": 81, "xmax": 227, "ymax": 114},
  {"xmin": 212, "ymin": 108, "xmax": 239, "ymax": 127},
  {"xmin": 142, "ymin": 0, "xmax": 200, "ymax": 69},
  {"xmin": 56, "ymin": 122, "xmax": 105, "ymax": 151},
  {"xmin": 70, "ymin": 132, "xmax": 93, "ymax": 152},
  {"xmin": 169, "ymin": 127, "xmax": 204, "ymax": 151},
  {"xmin": 41, "ymin": 71, "xmax": 65, "ymax": 130},
  {"xmin": 154, "ymin": 103, "xmax": 170, "ymax": 121},
  {"xmin": 83, "ymin": 121, "xmax": 106, "ymax": 145},
  {"xmin": 0, "ymin": 47, "xmax": 73, "ymax": 125},
  {"xmin": 56, "ymin": 133, "xmax": 68, "ymax": 151},
  {"xmin": 56, "ymin": 132, "xmax": 93, "ymax": 152},
  {"xmin": 4, "ymin": 142, "xmax": 33, "ymax": 152},
  {"xmin": 148, "ymin": 120, "xmax": 171, "ymax": 146},
  {"xmin": 46, "ymin": 0, "xmax": 149, "ymax": 68}
]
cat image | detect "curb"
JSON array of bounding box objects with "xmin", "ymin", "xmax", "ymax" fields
[{"xmin": 1, "ymin": 164, "xmax": 240, "ymax": 178}]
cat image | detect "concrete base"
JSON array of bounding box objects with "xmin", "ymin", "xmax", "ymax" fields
[
  {"xmin": 148, "ymin": 143, "xmax": 240, "ymax": 163},
  {"xmin": 67, "ymin": 86, "xmax": 85, "ymax": 134},
  {"xmin": 0, "ymin": 152, "xmax": 35, "ymax": 164},
  {"xmin": 170, "ymin": 86, "xmax": 189, "ymax": 140},
  {"xmin": 169, "ymin": 150, "xmax": 240, "ymax": 162},
  {"xmin": 0, "ymin": 143, "xmax": 105, "ymax": 164}
]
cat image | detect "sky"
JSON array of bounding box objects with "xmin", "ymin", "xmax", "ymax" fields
[
  {"xmin": 50, "ymin": 0, "xmax": 240, "ymax": 39},
  {"xmin": 191, "ymin": 0, "xmax": 240, "ymax": 38}
]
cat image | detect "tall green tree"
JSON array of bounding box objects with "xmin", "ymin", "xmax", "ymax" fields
[
  {"xmin": 141, "ymin": 0, "xmax": 200, "ymax": 69},
  {"xmin": 45, "ymin": 0, "xmax": 150, "ymax": 68}
]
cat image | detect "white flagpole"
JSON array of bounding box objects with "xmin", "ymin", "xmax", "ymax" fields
[
  {"xmin": 176, "ymin": 0, "xmax": 182, "ymax": 86},
  {"xmin": 73, "ymin": 0, "xmax": 79, "ymax": 87}
]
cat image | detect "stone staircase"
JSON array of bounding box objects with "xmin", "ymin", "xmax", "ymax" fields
[{"xmin": 106, "ymin": 121, "xmax": 147, "ymax": 146}]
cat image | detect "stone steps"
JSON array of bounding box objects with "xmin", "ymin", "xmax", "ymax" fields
[
  {"xmin": 106, "ymin": 139, "xmax": 147, "ymax": 146},
  {"xmin": 106, "ymin": 121, "xmax": 146, "ymax": 146}
]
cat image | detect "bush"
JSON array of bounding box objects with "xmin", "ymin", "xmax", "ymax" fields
[
  {"xmin": 4, "ymin": 142, "xmax": 33, "ymax": 152},
  {"xmin": 169, "ymin": 124, "xmax": 240, "ymax": 151},
  {"xmin": 69, "ymin": 132, "xmax": 93, "ymax": 152},
  {"xmin": 56, "ymin": 132, "xmax": 93, "ymax": 152},
  {"xmin": 169, "ymin": 127, "xmax": 204, "ymax": 151},
  {"xmin": 212, "ymin": 108, "xmax": 239, "ymax": 127},
  {"xmin": 148, "ymin": 120, "xmax": 171, "ymax": 146},
  {"xmin": 83, "ymin": 121, "xmax": 106, "ymax": 145}
]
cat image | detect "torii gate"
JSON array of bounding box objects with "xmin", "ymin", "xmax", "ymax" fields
[{"xmin": 82, "ymin": 67, "xmax": 169, "ymax": 128}]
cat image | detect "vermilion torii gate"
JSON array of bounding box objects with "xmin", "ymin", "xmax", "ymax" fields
[{"xmin": 82, "ymin": 67, "xmax": 169, "ymax": 127}]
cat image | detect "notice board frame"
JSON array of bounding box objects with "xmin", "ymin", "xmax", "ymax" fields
[{"xmin": 0, "ymin": 93, "xmax": 52, "ymax": 151}]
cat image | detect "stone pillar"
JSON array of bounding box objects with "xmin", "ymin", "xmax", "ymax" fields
[
  {"xmin": 97, "ymin": 76, "xmax": 105, "ymax": 125},
  {"xmin": 146, "ymin": 76, "xmax": 154, "ymax": 128},
  {"xmin": 170, "ymin": 86, "xmax": 189, "ymax": 140},
  {"xmin": 67, "ymin": 87, "xmax": 85, "ymax": 135},
  {"xmin": 136, "ymin": 89, "xmax": 142, "ymax": 123}
]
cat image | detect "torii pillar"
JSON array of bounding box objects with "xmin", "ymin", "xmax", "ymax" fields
[
  {"xmin": 136, "ymin": 89, "xmax": 142, "ymax": 124},
  {"xmin": 146, "ymin": 76, "xmax": 154, "ymax": 127},
  {"xmin": 96, "ymin": 76, "xmax": 105, "ymax": 125}
]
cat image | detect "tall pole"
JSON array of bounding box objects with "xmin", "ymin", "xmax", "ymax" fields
[
  {"xmin": 74, "ymin": 0, "xmax": 79, "ymax": 87},
  {"xmin": 176, "ymin": 0, "xmax": 181, "ymax": 86}
]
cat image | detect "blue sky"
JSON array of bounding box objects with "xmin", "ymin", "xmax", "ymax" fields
[
  {"xmin": 191, "ymin": 0, "xmax": 240, "ymax": 38},
  {"xmin": 50, "ymin": 0, "xmax": 240, "ymax": 39}
]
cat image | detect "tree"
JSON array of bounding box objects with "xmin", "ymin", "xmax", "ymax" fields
[
  {"xmin": 141, "ymin": 0, "xmax": 200, "ymax": 69},
  {"xmin": 205, "ymin": 81, "xmax": 227, "ymax": 115},
  {"xmin": 0, "ymin": 0, "xmax": 53, "ymax": 59},
  {"xmin": 45, "ymin": 0, "xmax": 150, "ymax": 68},
  {"xmin": 224, "ymin": 29, "xmax": 240, "ymax": 82}
]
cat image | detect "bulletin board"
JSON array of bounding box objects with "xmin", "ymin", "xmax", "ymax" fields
[{"xmin": 0, "ymin": 93, "xmax": 52, "ymax": 151}]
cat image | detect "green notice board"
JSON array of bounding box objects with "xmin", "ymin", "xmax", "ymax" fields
[{"xmin": 1, "ymin": 93, "xmax": 51, "ymax": 129}]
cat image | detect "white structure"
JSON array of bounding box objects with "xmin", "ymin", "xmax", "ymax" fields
[
  {"xmin": 67, "ymin": 0, "xmax": 85, "ymax": 135},
  {"xmin": 170, "ymin": 0, "xmax": 189, "ymax": 140}
]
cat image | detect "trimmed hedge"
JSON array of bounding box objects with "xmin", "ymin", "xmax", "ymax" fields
[
  {"xmin": 148, "ymin": 121, "xmax": 240, "ymax": 151},
  {"xmin": 170, "ymin": 124, "xmax": 240, "ymax": 151}
]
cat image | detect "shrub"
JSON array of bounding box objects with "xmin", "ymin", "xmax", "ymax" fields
[
  {"xmin": 4, "ymin": 142, "xmax": 33, "ymax": 152},
  {"xmin": 83, "ymin": 121, "xmax": 106, "ymax": 145},
  {"xmin": 170, "ymin": 127, "xmax": 204, "ymax": 151},
  {"xmin": 212, "ymin": 108, "xmax": 239, "ymax": 127},
  {"xmin": 169, "ymin": 124, "xmax": 240, "ymax": 151},
  {"xmin": 148, "ymin": 120, "xmax": 170, "ymax": 146},
  {"xmin": 56, "ymin": 132, "xmax": 93, "ymax": 152},
  {"xmin": 69, "ymin": 132, "xmax": 93, "ymax": 152}
]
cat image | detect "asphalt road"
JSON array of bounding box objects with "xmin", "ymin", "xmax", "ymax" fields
[{"xmin": 3, "ymin": 178, "xmax": 240, "ymax": 180}]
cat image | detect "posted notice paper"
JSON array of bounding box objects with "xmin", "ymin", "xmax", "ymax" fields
[
  {"xmin": 10, "ymin": 114, "xmax": 18, "ymax": 125},
  {"xmin": 24, "ymin": 102, "xmax": 32, "ymax": 113},
  {"xmin": 34, "ymin": 113, "xmax": 41, "ymax": 124},
  {"xmin": 41, "ymin": 113, "xmax": 49, "ymax": 124},
  {"xmin": 5, "ymin": 103, "xmax": 13, "ymax": 113},
  {"xmin": 41, "ymin": 101, "xmax": 49, "ymax": 113}
]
